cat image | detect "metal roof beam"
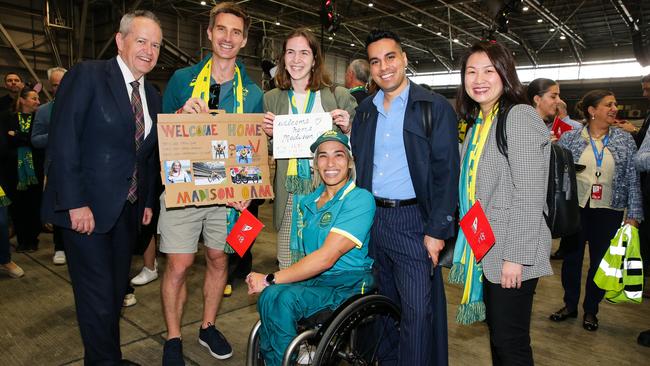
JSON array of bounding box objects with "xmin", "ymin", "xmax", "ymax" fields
[
  {"xmin": 524, "ymin": 0, "xmax": 585, "ymax": 49},
  {"xmin": 162, "ymin": 37, "xmax": 197, "ymax": 65},
  {"xmin": 450, "ymin": 0, "xmax": 523, "ymax": 46},
  {"xmin": 254, "ymin": 0, "xmax": 455, "ymax": 68},
  {"xmin": 76, "ymin": 0, "xmax": 89, "ymax": 62},
  {"xmin": 609, "ymin": 0, "xmax": 639, "ymax": 31},
  {"xmin": 442, "ymin": 2, "xmax": 538, "ymax": 66},
  {"xmin": 96, "ymin": 0, "xmax": 143, "ymax": 59},
  {"xmin": 0, "ymin": 21, "xmax": 51, "ymax": 100},
  {"xmin": 390, "ymin": 0, "xmax": 478, "ymax": 43}
]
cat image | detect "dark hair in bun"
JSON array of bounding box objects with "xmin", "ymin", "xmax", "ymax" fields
[{"xmin": 575, "ymin": 89, "xmax": 614, "ymax": 120}]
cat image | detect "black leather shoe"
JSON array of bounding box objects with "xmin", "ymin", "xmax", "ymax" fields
[
  {"xmin": 583, "ymin": 313, "xmax": 599, "ymax": 331},
  {"xmin": 549, "ymin": 306, "xmax": 577, "ymax": 321},
  {"xmin": 15, "ymin": 245, "xmax": 30, "ymax": 253}
]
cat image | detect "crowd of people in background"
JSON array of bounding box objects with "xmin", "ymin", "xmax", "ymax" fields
[{"xmin": 2, "ymin": 1, "xmax": 650, "ymax": 366}]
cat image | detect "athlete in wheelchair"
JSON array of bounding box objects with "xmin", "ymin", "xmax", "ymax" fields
[{"xmin": 246, "ymin": 131, "xmax": 399, "ymax": 365}]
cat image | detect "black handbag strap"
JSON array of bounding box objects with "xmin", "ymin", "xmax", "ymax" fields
[{"xmin": 496, "ymin": 102, "xmax": 514, "ymax": 158}]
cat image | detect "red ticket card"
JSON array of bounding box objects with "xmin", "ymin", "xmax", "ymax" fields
[
  {"xmin": 226, "ymin": 209, "xmax": 265, "ymax": 257},
  {"xmin": 591, "ymin": 184, "xmax": 603, "ymax": 200},
  {"xmin": 551, "ymin": 117, "xmax": 573, "ymax": 139},
  {"xmin": 459, "ymin": 201, "xmax": 496, "ymax": 262}
]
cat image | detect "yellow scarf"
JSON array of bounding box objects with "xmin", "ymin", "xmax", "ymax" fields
[
  {"xmin": 286, "ymin": 89, "xmax": 315, "ymax": 179},
  {"xmin": 0, "ymin": 185, "xmax": 10, "ymax": 206},
  {"xmin": 190, "ymin": 58, "xmax": 244, "ymax": 113},
  {"xmin": 466, "ymin": 107, "xmax": 496, "ymax": 205}
]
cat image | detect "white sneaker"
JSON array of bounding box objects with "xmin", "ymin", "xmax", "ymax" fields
[
  {"xmin": 0, "ymin": 261, "xmax": 25, "ymax": 278},
  {"xmin": 52, "ymin": 251, "xmax": 66, "ymax": 265},
  {"xmin": 130, "ymin": 261, "xmax": 158, "ymax": 286},
  {"xmin": 123, "ymin": 293, "xmax": 137, "ymax": 307}
]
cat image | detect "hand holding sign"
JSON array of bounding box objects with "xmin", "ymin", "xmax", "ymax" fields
[
  {"xmin": 262, "ymin": 111, "xmax": 275, "ymax": 137},
  {"xmin": 330, "ymin": 109, "xmax": 351, "ymax": 134}
]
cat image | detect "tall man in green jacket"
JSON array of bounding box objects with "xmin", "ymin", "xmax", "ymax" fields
[{"xmin": 159, "ymin": 2, "xmax": 263, "ymax": 365}]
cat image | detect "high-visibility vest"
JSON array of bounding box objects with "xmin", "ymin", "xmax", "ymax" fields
[{"xmin": 593, "ymin": 224, "xmax": 644, "ymax": 304}]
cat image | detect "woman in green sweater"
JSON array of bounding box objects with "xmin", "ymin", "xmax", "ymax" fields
[{"xmin": 262, "ymin": 27, "xmax": 357, "ymax": 269}]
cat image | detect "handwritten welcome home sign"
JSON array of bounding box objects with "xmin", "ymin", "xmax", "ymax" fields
[
  {"xmin": 272, "ymin": 112, "xmax": 332, "ymax": 159},
  {"xmin": 157, "ymin": 112, "xmax": 274, "ymax": 208}
]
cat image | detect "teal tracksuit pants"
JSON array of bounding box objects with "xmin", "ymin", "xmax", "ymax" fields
[{"xmin": 257, "ymin": 270, "xmax": 374, "ymax": 366}]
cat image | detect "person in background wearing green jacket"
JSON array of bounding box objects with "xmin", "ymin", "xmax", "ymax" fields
[{"xmin": 261, "ymin": 27, "xmax": 357, "ymax": 270}]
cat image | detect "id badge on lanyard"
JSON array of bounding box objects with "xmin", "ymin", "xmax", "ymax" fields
[{"xmin": 589, "ymin": 132, "xmax": 609, "ymax": 201}]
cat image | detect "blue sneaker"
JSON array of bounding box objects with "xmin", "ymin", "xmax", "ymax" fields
[
  {"xmin": 162, "ymin": 337, "xmax": 185, "ymax": 366},
  {"xmin": 198, "ymin": 323, "xmax": 233, "ymax": 360}
]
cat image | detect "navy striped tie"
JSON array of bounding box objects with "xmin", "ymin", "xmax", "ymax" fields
[{"xmin": 128, "ymin": 80, "xmax": 144, "ymax": 203}]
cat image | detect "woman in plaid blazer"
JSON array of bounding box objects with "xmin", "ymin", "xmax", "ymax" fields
[{"xmin": 455, "ymin": 41, "xmax": 552, "ymax": 365}]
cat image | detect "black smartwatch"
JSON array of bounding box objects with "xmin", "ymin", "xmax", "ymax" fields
[{"xmin": 264, "ymin": 273, "xmax": 276, "ymax": 286}]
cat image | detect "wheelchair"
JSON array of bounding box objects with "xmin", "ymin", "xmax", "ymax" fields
[{"xmin": 246, "ymin": 293, "xmax": 400, "ymax": 366}]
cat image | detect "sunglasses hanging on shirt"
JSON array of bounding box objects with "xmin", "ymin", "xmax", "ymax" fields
[{"xmin": 209, "ymin": 83, "xmax": 221, "ymax": 110}]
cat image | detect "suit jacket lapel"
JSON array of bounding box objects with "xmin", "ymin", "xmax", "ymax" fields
[
  {"xmin": 358, "ymin": 105, "xmax": 378, "ymax": 191},
  {"xmin": 106, "ymin": 57, "xmax": 135, "ymax": 135},
  {"xmin": 402, "ymin": 83, "xmax": 428, "ymax": 139}
]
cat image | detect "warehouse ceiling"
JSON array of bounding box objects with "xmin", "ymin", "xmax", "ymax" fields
[
  {"xmin": 96, "ymin": 0, "xmax": 650, "ymax": 73},
  {"xmin": 1, "ymin": 0, "xmax": 649, "ymax": 77}
]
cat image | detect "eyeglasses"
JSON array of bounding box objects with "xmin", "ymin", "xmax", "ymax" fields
[{"xmin": 209, "ymin": 83, "xmax": 221, "ymax": 110}]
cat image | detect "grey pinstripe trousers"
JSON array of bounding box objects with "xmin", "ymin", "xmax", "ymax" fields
[{"xmin": 371, "ymin": 204, "xmax": 449, "ymax": 366}]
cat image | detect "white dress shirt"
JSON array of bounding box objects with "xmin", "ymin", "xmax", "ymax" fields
[{"xmin": 116, "ymin": 55, "xmax": 153, "ymax": 138}]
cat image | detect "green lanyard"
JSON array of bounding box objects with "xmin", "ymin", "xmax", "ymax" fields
[
  {"xmin": 349, "ymin": 85, "xmax": 365, "ymax": 93},
  {"xmin": 288, "ymin": 89, "xmax": 315, "ymax": 114}
]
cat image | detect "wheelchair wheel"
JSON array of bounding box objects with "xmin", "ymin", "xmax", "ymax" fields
[
  {"xmin": 246, "ymin": 320, "xmax": 264, "ymax": 366},
  {"xmin": 247, "ymin": 319, "xmax": 320, "ymax": 366},
  {"xmin": 312, "ymin": 294, "xmax": 400, "ymax": 365},
  {"xmin": 282, "ymin": 328, "xmax": 318, "ymax": 365}
]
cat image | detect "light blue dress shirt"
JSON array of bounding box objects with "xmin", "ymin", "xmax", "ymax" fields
[{"xmin": 371, "ymin": 82, "xmax": 416, "ymax": 199}]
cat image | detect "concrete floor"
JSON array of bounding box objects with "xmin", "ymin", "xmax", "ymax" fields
[{"xmin": 1, "ymin": 202, "xmax": 650, "ymax": 365}]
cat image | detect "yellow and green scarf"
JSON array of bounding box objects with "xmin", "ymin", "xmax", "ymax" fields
[
  {"xmin": 189, "ymin": 59, "xmax": 244, "ymax": 254},
  {"xmin": 190, "ymin": 58, "xmax": 244, "ymax": 113},
  {"xmin": 448, "ymin": 107, "xmax": 497, "ymax": 324},
  {"xmin": 16, "ymin": 113, "xmax": 38, "ymax": 191},
  {"xmin": 287, "ymin": 88, "xmax": 316, "ymax": 264},
  {"xmin": 286, "ymin": 89, "xmax": 316, "ymax": 194},
  {"xmin": 0, "ymin": 185, "xmax": 11, "ymax": 207}
]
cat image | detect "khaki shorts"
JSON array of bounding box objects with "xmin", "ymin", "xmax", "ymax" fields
[{"xmin": 158, "ymin": 193, "xmax": 227, "ymax": 253}]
